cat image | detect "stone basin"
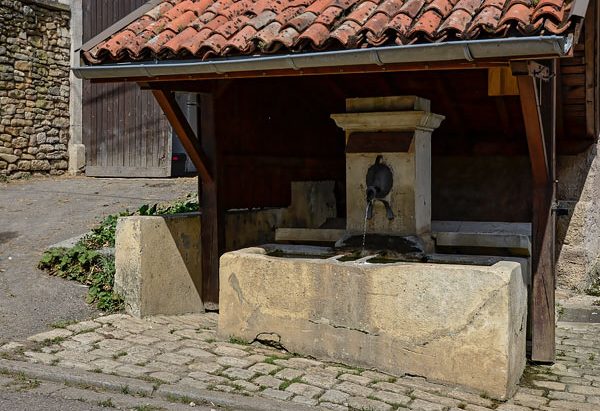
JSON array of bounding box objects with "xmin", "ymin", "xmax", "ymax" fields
[{"xmin": 218, "ymin": 245, "xmax": 527, "ymax": 399}]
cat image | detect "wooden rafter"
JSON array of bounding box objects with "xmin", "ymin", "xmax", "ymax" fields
[{"xmin": 151, "ymin": 88, "xmax": 213, "ymax": 184}]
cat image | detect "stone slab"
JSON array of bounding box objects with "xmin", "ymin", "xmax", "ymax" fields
[
  {"xmin": 432, "ymin": 221, "xmax": 532, "ymax": 256},
  {"xmin": 218, "ymin": 247, "xmax": 528, "ymax": 399}
]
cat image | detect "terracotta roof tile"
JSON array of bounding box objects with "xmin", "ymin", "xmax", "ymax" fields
[
  {"xmin": 314, "ymin": 6, "xmax": 344, "ymax": 24},
  {"xmin": 480, "ymin": 0, "xmax": 503, "ymax": 8},
  {"xmin": 409, "ymin": 9, "xmax": 443, "ymax": 38},
  {"xmin": 399, "ymin": 0, "xmax": 426, "ymax": 17},
  {"xmin": 181, "ymin": 28, "xmax": 214, "ymax": 53},
  {"xmin": 426, "ymin": 0, "xmax": 454, "ymax": 18},
  {"xmin": 497, "ymin": 3, "xmax": 532, "ymax": 28},
  {"xmin": 127, "ymin": 15, "xmax": 155, "ymax": 34},
  {"xmin": 346, "ymin": 1, "xmax": 379, "ymax": 25},
  {"xmin": 274, "ymin": 7, "xmax": 306, "ymax": 24},
  {"xmin": 531, "ymin": 4, "xmax": 565, "ymax": 22},
  {"xmin": 298, "ymin": 22, "xmax": 332, "ymax": 47},
  {"xmin": 164, "ymin": 10, "xmax": 198, "ymax": 33},
  {"xmin": 225, "ymin": 24, "xmax": 258, "ymax": 51},
  {"xmin": 438, "ymin": 9, "xmax": 472, "ymax": 34},
  {"xmin": 388, "ymin": 11, "xmax": 414, "ymax": 37},
  {"xmin": 376, "ymin": 0, "xmax": 406, "ymax": 18},
  {"xmin": 305, "ymin": 0, "xmax": 337, "ymax": 13},
  {"xmin": 286, "ymin": 11, "xmax": 318, "ymax": 31},
  {"xmin": 363, "ymin": 11, "xmax": 391, "ymax": 36},
  {"xmin": 330, "ymin": 20, "xmax": 363, "ymax": 46},
  {"xmin": 453, "ymin": 0, "xmax": 483, "ymax": 15},
  {"xmin": 253, "ymin": 21, "xmax": 283, "ymax": 46},
  {"xmin": 164, "ymin": 26, "xmax": 198, "ymax": 52},
  {"xmin": 214, "ymin": 15, "xmax": 250, "ymax": 37},
  {"xmin": 84, "ymin": 0, "xmax": 577, "ymax": 64}
]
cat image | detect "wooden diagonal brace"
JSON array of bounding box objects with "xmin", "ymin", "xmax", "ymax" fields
[
  {"xmin": 151, "ymin": 88, "xmax": 213, "ymax": 184},
  {"xmin": 512, "ymin": 61, "xmax": 551, "ymax": 188}
]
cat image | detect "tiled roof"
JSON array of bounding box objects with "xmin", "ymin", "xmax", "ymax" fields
[{"xmin": 84, "ymin": 0, "xmax": 574, "ymax": 64}]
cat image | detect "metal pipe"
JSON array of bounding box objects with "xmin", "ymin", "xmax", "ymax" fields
[{"xmin": 72, "ymin": 36, "xmax": 571, "ymax": 80}]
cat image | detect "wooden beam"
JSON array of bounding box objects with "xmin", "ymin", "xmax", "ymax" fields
[
  {"xmin": 198, "ymin": 93, "xmax": 224, "ymax": 309},
  {"xmin": 151, "ymin": 88, "xmax": 213, "ymax": 184},
  {"xmin": 584, "ymin": 0, "xmax": 597, "ymax": 138},
  {"xmin": 514, "ymin": 60, "xmax": 556, "ymax": 362}
]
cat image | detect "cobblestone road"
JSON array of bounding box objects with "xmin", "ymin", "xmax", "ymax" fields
[{"xmin": 2, "ymin": 313, "xmax": 599, "ymax": 410}]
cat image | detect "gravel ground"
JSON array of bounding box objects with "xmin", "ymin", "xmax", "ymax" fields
[{"xmin": 0, "ymin": 175, "xmax": 197, "ymax": 343}]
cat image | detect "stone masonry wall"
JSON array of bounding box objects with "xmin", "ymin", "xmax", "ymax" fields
[
  {"xmin": 0, "ymin": 0, "xmax": 70, "ymax": 178},
  {"xmin": 556, "ymin": 143, "xmax": 600, "ymax": 291}
]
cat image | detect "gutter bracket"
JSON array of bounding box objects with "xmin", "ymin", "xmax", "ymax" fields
[
  {"xmin": 463, "ymin": 44, "xmax": 474, "ymax": 62},
  {"xmin": 370, "ymin": 50, "xmax": 384, "ymax": 66},
  {"xmin": 211, "ymin": 62, "xmax": 223, "ymax": 74},
  {"xmin": 562, "ymin": 33, "xmax": 573, "ymax": 54},
  {"xmin": 528, "ymin": 61, "xmax": 553, "ymax": 82},
  {"xmin": 287, "ymin": 57, "xmax": 300, "ymax": 70}
]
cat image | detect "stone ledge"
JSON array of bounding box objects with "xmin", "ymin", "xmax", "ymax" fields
[{"xmin": 21, "ymin": 0, "xmax": 70, "ymax": 12}]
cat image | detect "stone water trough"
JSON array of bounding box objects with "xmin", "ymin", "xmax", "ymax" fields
[
  {"xmin": 218, "ymin": 245, "xmax": 527, "ymax": 399},
  {"xmin": 218, "ymin": 97, "xmax": 528, "ymax": 399}
]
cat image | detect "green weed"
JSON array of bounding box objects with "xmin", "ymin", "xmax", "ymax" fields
[
  {"xmin": 228, "ymin": 336, "xmax": 250, "ymax": 346},
  {"xmin": 50, "ymin": 319, "xmax": 77, "ymax": 329},
  {"xmin": 98, "ymin": 398, "xmax": 115, "ymax": 408}
]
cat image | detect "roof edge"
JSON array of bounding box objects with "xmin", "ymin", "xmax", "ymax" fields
[
  {"xmin": 80, "ymin": 0, "xmax": 163, "ymax": 53},
  {"xmin": 73, "ymin": 36, "xmax": 573, "ymax": 81}
]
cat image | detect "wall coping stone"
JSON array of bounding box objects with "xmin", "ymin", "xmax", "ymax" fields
[{"xmin": 22, "ymin": 0, "xmax": 70, "ymax": 12}]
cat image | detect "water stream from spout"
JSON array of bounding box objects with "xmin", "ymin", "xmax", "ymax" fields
[{"xmin": 362, "ymin": 200, "xmax": 372, "ymax": 253}]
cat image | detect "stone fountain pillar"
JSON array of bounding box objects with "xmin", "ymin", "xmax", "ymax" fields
[{"xmin": 331, "ymin": 96, "xmax": 444, "ymax": 243}]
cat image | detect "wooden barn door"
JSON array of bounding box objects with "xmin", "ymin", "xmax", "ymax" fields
[{"xmin": 82, "ymin": 0, "xmax": 172, "ymax": 177}]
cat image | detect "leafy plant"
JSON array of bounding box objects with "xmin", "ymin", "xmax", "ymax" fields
[
  {"xmin": 38, "ymin": 194, "xmax": 198, "ymax": 313},
  {"xmin": 585, "ymin": 276, "xmax": 600, "ymax": 297},
  {"xmin": 81, "ymin": 194, "xmax": 198, "ymax": 250},
  {"xmin": 38, "ymin": 245, "xmax": 123, "ymax": 312},
  {"xmin": 82, "ymin": 211, "xmax": 132, "ymax": 249}
]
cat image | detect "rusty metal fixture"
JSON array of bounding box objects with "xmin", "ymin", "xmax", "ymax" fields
[{"xmin": 365, "ymin": 155, "xmax": 395, "ymax": 221}]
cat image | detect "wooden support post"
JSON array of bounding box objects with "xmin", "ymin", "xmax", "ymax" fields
[
  {"xmin": 513, "ymin": 61, "xmax": 556, "ymax": 362},
  {"xmin": 198, "ymin": 93, "xmax": 224, "ymax": 309},
  {"xmin": 150, "ymin": 87, "xmax": 223, "ymax": 308}
]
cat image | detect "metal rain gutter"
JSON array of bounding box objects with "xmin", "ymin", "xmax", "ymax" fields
[{"xmin": 72, "ymin": 35, "xmax": 572, "ymax": 80}]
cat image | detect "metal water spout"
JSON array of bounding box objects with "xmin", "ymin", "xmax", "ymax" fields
[{"xmin": 365, "ymin": 155, "xmax": 395, "ymax": 221}]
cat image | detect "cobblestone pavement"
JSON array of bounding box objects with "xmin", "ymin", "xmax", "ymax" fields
[{"xmin": 1, "ymin": 315, "xmax": 600, "ymax": 410}]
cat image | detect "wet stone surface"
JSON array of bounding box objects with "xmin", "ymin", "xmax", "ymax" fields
[{"xmin": 2, "ymin": 314, "xmax": 600, "ymax": 410}]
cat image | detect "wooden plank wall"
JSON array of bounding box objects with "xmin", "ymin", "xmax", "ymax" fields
[
  {"xmin": 82, "ymin": 0, "xmax": 171, "ymax": 177},
  {"xmin": 558, "ymin": 2, "xmax": 599, "ymax": 153}
]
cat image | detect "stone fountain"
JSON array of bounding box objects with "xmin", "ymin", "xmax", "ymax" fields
[{"xmin": 218, "ymin": 97, "xmax": 527, "ymax": 399}]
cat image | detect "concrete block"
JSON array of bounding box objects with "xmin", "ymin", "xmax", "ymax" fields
[
  {"xmin": 115, "ymin": 214, "xmax": 204, "ymax": 318},
  {"xmin": 218, "ymin": 247, "xmax": 528, "ymax": 399}
]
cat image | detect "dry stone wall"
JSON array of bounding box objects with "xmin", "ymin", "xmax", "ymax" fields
[{"xmin": 0, "ymin": 0, "xmax": 70, "ymax": 178}]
